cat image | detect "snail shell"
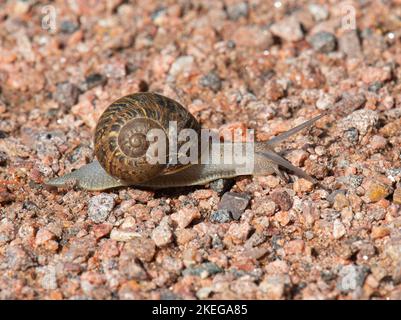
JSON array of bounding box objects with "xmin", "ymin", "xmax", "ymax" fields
[{"xmin": 94, "ymin": 92, "xmax": 201, "ymax": 184}]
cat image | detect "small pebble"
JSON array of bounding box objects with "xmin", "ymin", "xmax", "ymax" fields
[
  {"xmin": 196, "ymin": 287, "xmax": 213, "ymax": 299},
  {"xmin": 371, "ymin": 226, "xmax": 390, "ymax": 240},
  {"xmin": 60, "ymin": 20, "xmax": 79, "ymax": 34},
  {"xmin": 344, "ymin": 127, "xmax": 359, "ymax": 144},
  {"xmin": 265, "ymin": 80, "xmax": 285, "ymax": 101},
  {"xmin": 369, "ymin": 135, "xmax": 387, "ymax": 151},
  {"xmin": 270, "ymin": 17, "xmax": 304, "ymax": 42},
  {"xmin": 264, "ymin": 176, "xmax": 281, "ymax": 188},
  {"xmin": 308, "ymin": 4, "xmax": 329, "ymax": 21},
  {"xmin": 338, "ymin": 92, "xmax": 366, "ymax": 113},
  {"xmin": 304, "ymin": 231, "xmax": 314, "ymax": 240},
  {"xmin": 81, "ymin": 73, "xmax": 107, "ymax": 91},
  {"xmin": 169, "ymin": 55, "xmax": 195, "ymax": 78},
  {"xmin": 35, "ymin": 228, "xmax": 56, "ymax": 246},
  {"xmin": 103, "ymin": 60, "xmax": 127, "ymax": 79},
  {"xmin": 232, "ymin": 25, "xmax": 273, "ymax": 49},
  {"xmin": 88, "ymin": 194, "xmax": 115, "ymax": 223},
  {"xmin": 284, "ymin": 239, "xmax": 305, "ymax": 255},
  {"xmin": 259, "ymin": 275, "xmax": 289, "ymax": 299},
  {"xmin": 54, "ymin": 81, "xmax": 80, "ymax": 108},
  {"xmin": 171, "ymin": 207, "xmax": 201, "ymax": 229},
  {"xmin": 309, "ymin": 31, "xmax": 336, "ymax": 53},
  {"xmin": 382, "ymin": 96, "xmax": 394, "ymax": 109},
  {"xmin": 315, "ymin": 146, "xmax": 325, "ymax": 156},
  {"xmin": 316, "ymin": 93, "xmax": 337, "ymax": 110},
  {"xmin": 327, "ymin": 189, "xmax": 345, "ymax": 204},
  {"xmin": 182, "ymin": 262, "xmax": 222, "ymax": 278},
  {"xmin": 224, "ymin": 222, "xmax": 251, "ymax": 245},
  {"xmin": 368, "ymin": 81, "xmax": 383, "ymax": 93},
  {"xmin": 365, "ymin": 181, "xmax": 392, "ymax": 203},
  {"xmin": 333, "ymin": 219, "xmax": 346, "ymax": 240},
  {"xmin": 333, "ymin": 193, "xmax": 349, "ymax": 210},
  {"xmin": 151, "ymin": 222, "xmax": 173, "ymax": 247},
  {"xmin": 218, "ymin": 192, "xmax": 251, "ymax": 220},
  {"xmin": 253, "ymin": 200, "xmax": 276, "ymax": 216},
  {"xmin": 270, "ymin": 189, "xmax": 293, "ymax": 211},
  {"xmin": 226, "ymin": 2, "xmax": 248, "ymax": 20},
  {"xmin": 362, "ymin": 66, "xmax": 392, "ymax": 84},
  {"xmin": 381, "ymin": 119, "xmax": 401, "ymax": 138},
  {"xmin": 210, "ymin": 209, "xmax": 232, "ymax": 223},
  {"xmin": 124, "ymin": 238, "xmax": 156, "ymax": 262},
  {"xmin": 199, "ymin": 72, "xmax": 222, "ymax": 92},
  {"xmin": 175, "ymin": 228, "xmax": 197, "ymax": 245},
  {"xmin": 0, "ymin": 190, "xmax": 15, "ymax": 204},
  {"xmin": 385, "ymin": 241, "xmax": 401, "ymax": 264},
  {"xmin": 293, "ymin": 178, "xmax": 314, "ymax": 193},
  {"xmin": 337, "ymin": 264, "xmax": 368, "ymax": 292},
  {"xmin": 92, "ymin": 223, "xmax": 112, "ymax": 240},
  {"xmin": 275, "ymin": 210, "xmax": 291, "ymax": 226},
  {"xmin": 286, "ymin": 149, "xmax": 309, "ymax": 167},
  {"xmin": 110, "ymin": 229, "xmax": 141, "ymax": 242},
  {"xmin": 340, "ymin": 110, "xmax": 379, "ymax": 137}
]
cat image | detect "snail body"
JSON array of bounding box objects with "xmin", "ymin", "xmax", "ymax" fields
[{"xmin": 46, "ymin": 92, "xmax": 324, "ymax": 191}]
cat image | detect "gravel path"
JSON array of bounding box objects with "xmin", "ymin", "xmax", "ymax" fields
[{"xmin": 1, "ymin": 0, "xmax": 401, "ymax": 299}]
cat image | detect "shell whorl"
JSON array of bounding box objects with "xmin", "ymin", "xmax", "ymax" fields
[{"xmin": 94, "ymin": 92, "xmax": 201, "ymax": 184}]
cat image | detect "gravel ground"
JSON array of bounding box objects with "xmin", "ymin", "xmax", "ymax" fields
[{"xmin": 1, "ymin": 0, "xmax": 401, "ymax": 300}]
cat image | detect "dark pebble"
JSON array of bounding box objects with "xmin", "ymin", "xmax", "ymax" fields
[
  {"xmin": 54, "ymin": 81, "xmax": 80, "ymax": 108},
  {"xmin": 60, "ymin": 20, "xmax": 79, "ymax": 34},
  {"xmin": 344, "ymin": 127, "xmax": 359, "ymax": 144},
  {"xmin": 0, "ymin": 130, "xmax": 7, "ymax": 139},
  {"xmin": 182, "ymin": 262, "xmax": 223, "ymax": 277},
  {"xmin": 151, "ymin": 7, "xmax": 166, "ymax": 21},
  {"xmin": 210, "ymin": 209, "xmax": 232, "ymax": 223},
  {"xmin": 0, "ymin": 151, "xmax": 7, "ymax": 166},
  {"xmin": 309, "ymin": 31, "xmax": 337, "ymax": 53},
  {"xmin": 199, "ymin": 72, "xmax": 222, "ymax": 92},
  {"xmin": 368, "ymin": 81, "xmax": 383, "ymax": 93},
  {"xmin": 227, "ymin": 40, "xmax": 236, "ymax": 49},
  {"xmin": 211, "ymin": 234, "xmax": 224, "ymax": 248},
  {"xmin": 270, "ymin": 189, "xmax": 293, "ymax": 211},
  {"xmin": 321, "ymin": 269, "xmax": 337, "ymax": 283},
  {"xmin": 138, "ymin": 79, "xmax": 149, "ymax": 92},
  {"xmin": 22, "ymin": 200, "xmax": 38, "ymax": 211},
  {"xmin": 218, "ymin": 192, "xmax": 251, "ymax": 220},
  {"xmin": 0, "ymin": 191, "xmax": 15, "ymax": 204},
  {"xmin": 81, "ymin": 73, "xmax": 107, "ymax": 91}
]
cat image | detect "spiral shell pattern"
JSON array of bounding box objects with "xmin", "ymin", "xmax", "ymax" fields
[{"xmin": 94, "ymin": 92, "xmax": 201, "ymax": 184}]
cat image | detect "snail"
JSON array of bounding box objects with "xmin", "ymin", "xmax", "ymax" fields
[{"xmin": 46, "ymin": 92, "xmax": 325, "ymax": 191}]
